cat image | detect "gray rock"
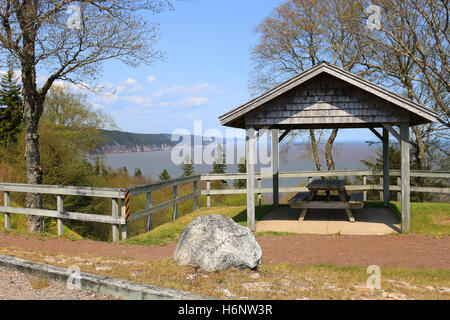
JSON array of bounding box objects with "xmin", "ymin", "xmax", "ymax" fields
[{"xmin": 173, "ymin": 215, "xmax": 262, "ymax": 272}]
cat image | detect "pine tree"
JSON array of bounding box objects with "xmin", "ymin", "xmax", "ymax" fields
[
  {"xmin": 159, "ymin": 169, "xmax": 171, "ymax": 181},
  {"xmin": 211, "ymin": 144, "xmax": 227, "ymax": 185},
  {"xmin": 134, "ymin": 168, "xmax": 142, "ymax": 177},
  {"xmin": 180, "ymin": 155, "xmax": 194, "ymax": 177},
  {"xmin": 0, "ymin": 69, "xmax": 22, "ymax": 146}
]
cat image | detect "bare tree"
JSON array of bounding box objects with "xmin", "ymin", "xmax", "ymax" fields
[
  {"xmin": 250, "ymin": 0, "xmax": 364, "ymax": 171},
  {"xmin": 0, "ymin": 0, "xmax": 170, "ymax": 232}
]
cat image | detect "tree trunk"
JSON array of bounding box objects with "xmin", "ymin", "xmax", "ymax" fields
[
  {"xmin": 325, "ymin": 129, "xmax": 338, "ymax": 170},
  {"xmin": 309, "ymin": 129, "xmax": 322, "ymax": 171},
  {"xmin": 20, "ymin": 7, "xmax": 45, "ymax": 232}
]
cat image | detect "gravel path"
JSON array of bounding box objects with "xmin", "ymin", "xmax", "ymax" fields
[
  {"xmin": 0, "ymin": 232, "xmax": 449, "ymax": 269},
  {"xmin": 0, "ymin": 266, "xmax": 119, "ymax": 300}
]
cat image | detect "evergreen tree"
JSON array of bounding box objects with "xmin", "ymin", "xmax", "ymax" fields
[
  {"xmin": 233, "ymin": 157, "xmax": 247, "ymax": 189},
  {"xmin": 180, "ymin": 155, "xmax": 194, "ymax": 177},
  {"xmin": 159, "ymin": 169, "xmax": 171, "ymax": 181},
  {"xmin": 0, "ymin": 69, "xmax": 22, "ymax": 146},
  {"xmin": 211, "ymin": 144, "xmax": 227, "ymax": 185},
  {"xmin": 134, "ymin": 168, "xmax": 142, "ymax": 177}
]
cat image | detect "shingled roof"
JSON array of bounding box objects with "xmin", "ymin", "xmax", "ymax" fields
[{"xmin": 219, "ymin": 62, "xmax": 438, "ymax": 129}]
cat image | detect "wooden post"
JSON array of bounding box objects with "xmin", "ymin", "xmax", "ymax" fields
[
  {"xmin": 146, "ymin": 192, "xmax": 152, "ymax": 231},
  {"xmin": 112, "ymin": 198, "xmax": 119, "ymax": 242},
  {"xmin": 308, "ymin": 177, "xmax": 312, "ymax": 183},
  {"xmin": 206, "ymin": 180, "xmax": 210, "ymax": 208},
  {"xmin": 173, "ymin": 185, "xmax": 178, "ymax": 220},
  {"xmin": 257, "ymin": 178, "xmax": 262, "ymax": 206},
  {"xmin": 271, "ymin": 129, "xmax": 279, "ymax": 207},
  {"xmin": 4, "ymin": 191, "xmax": 10, "ymax": 230},
  {"xmin": 362, "ymin": 176, "xmax": 367, "ymax": 201},
  {"xmin": 57, "ymin": 195, "xmax": 64, "ymax": 236},
  {"xmin": 397, "ymin": 177, "xmax": 401, "ymax": 202},
  {"xmin": 193, "ymin": 181, "xmax": 198, "ymax": 211},
  {"xmin": 379, "ymin": 177, "xmax": 384, "ymax": 201},
  {"xmin": 400, "ymin": 122, "xmax": 410, "ymax": 233},
  {"xmin": 383, "ymin": 127, "xmax": 390, "ymax": 207},
  {"xmin": 246, "ymin": 127, "xmax": 256, "ymax": 231},
  {"xmin": 121, "ymin": 198, "xmax": 127, "ymax": 240}
]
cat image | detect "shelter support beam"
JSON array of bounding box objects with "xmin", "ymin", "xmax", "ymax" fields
[
  {"xmin": 400, "ymin": 122, "xmax": 410, "ymax": 233},
  {"xmin": 383, "ymin": 128, "xmax": 390, "ymax": 207},
  {"xmin": 246, "ymin": 127, "xmax": 256, "ymax": 231},
  {"xmin": 271, "ymin": 129, "xmax": 279, "ymax": 207}
]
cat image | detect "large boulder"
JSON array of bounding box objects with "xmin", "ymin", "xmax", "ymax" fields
[{"xmin": 173, "ymin": 214, "xmax": 262, "ymax": 272}]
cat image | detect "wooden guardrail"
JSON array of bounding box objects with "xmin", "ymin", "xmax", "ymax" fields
[
  {"xmin": 201, "ymin": 170, "xmax": 450, "ymax": 208},
  {"xmin": 0, "ymin": 170, "xmax": 448, "ymax": 242},
  {"xmin": 0, "ymin": 175, "xmax": 201, "ymax": 242}
]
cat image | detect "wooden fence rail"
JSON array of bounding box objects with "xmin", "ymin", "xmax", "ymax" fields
[{"xmin": 0, "ymin": 170, "xmax": 448, "ymax": 242}]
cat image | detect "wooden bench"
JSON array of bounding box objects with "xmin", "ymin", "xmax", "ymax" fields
[{"xmin": 349, "ymin": 192, "xmax": 364, "ymax": 204}]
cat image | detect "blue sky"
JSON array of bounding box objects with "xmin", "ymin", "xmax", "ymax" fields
[{"xmin": 79, "ymin": 0, "xmax": 376, "ymax": 142}]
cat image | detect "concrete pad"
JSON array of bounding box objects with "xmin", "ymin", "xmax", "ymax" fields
[{"xmin": 256, "ymin": 206, "xmax": 401, "ymax": 235}]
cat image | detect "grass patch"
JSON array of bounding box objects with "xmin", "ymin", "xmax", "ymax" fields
[
  {"xmin": 123, "ymin": 205, "xmax": 273, "ymax": 246},
  {"xmin": 30, "ymin": 280, "xmax": 50, "ymax": 290},
  {"xmin": 1, "ymin": 246, "xmax": 449, "ymax": 300},
  {"xmin": 389, "ymin": 202, "xmax": 450, "ymax": 237}
]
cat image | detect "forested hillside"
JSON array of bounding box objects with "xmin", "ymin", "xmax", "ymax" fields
[{"xmin": 95, "ymin": 130, "xmax": 178, "ymax": 154}]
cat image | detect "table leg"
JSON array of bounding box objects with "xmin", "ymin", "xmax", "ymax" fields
[
  {"xmin": 299, "ymin": 191, "xmax": 316, "ymax": 221},
  {"xmin": 338, "ymin": 190, "xmax": 355, "ymax": 223}
]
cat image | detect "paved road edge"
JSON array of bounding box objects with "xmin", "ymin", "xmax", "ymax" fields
[{"xmin": 0, "ymin": 254, "xmax": 214, "ymax": 300}]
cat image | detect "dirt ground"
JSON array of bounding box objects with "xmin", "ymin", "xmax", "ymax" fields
[{"xmin": 0, "ymin": 232, "xmax": 449, "ymax": 269}]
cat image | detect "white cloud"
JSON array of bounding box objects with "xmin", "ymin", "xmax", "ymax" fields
[
  {"xmin": 147, "ymin": 75, "xmax": 156, "ymax": 83},
  {"xmin": 125, "ymin": 78, "xmax": 138, "ymax": 85}
]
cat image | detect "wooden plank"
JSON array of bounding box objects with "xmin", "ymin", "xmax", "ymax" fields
[
  {"xmin": 206, "ymin": 180, "xmax": 211, "ymax": 208},
  {"xmin": 193, "ymin": 181, "xmax": 198, "ymax": 211},
  {"xmin": 0, "ymin": 183, "xmax": 124, "ymax": 198},
  {"xmin": 288, "ymin": 192, "xmax": 309, "ymax": 203},
  {"xmin": 57, "ymin": 195, "xmax": 64, "ymax": 236},
  {"xmin": 272, "ymin": 129, "xmax": 279, "ymax": 206},
  {"xmin": 0, "ymin": 206, "xmax": 124, "ymax": 224},
  {"xmin": 128, "ymin": 191, "xmax": 201, "ymax": 223},
  {"xmin": 278, "ymin": 129, "xmax": 291, "ymax": 142},
  {"xmin": 383, "ymin": 124, "xmax": 401, "ymax": 142},
  {"xmin": 127, "ymin": 175, "xmax": 200, "ymax": 196},
  {"xmin": 146, "ymin": 192, "xmax": 152, "ymax": 232},
  {"xmin": 400, "ymin": 122, "xmax": 410, "ymax": 233},
  {"xmin": 349, "ymin": 193, "xmax": 364, "ymax": 203},
  {"xmin": 173, "ymin": 186, "xmax": 178, "ymax": 221},
  {"xmin": 307, "ymin": 179, "xmax": 346, "ymax": 191},
  {"xmin": 4, "ymin": 191, "xmax": 10, "ymax": 229},
  {"xmin": 112, "ymin": 199, "xmax": 119, "ymax": 242},
  {"xmin": 121, "ymin": 198, "xmax": 127, "ymax": 240},
  {"xmin": 369, "ymin": 127, "xmax": 383, "ymax": 141},
  {"xmin": 290, "ymin": 201, "xmax": 363, "ymax": 209},
  {"xmin": 246, "ymin": 127, "xmax": 256, "ymax": 232}
]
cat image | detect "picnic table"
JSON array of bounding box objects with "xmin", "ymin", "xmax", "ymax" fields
[{"xmin": 288, "ymin": 179, "xmax": 364, "ymax": 223}]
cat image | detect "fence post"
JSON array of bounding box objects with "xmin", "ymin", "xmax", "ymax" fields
[
  {"xmin": 112, "ymin": 198, "xmax": 119, "ymax": 242},
  {"xmin": 397, "ymin": 177, "xmax": 401, "ymax": 202},
  {"xmin": 193, "ymin": 181, "xmax": 198, "ymax": 211},
  {"xmin": 173, "ymin": 185, "xmax": 178, "ymax": 220},
  {"xmin": 121, "ymin": 198, "xmax": 128, "ymax": 240},
  {"xmin": 379, "ymin": 176, "xmax": 384, "ymax": 201},
  {"xmin": 206, "ymin": 180, "xmax": 210, "ymax": 208},
  {"xmin": 4, "ymin": 191, "xmax": 10, "ymax": 230},
  {"xmin": 57, "ymin": 195, "xmax": 64, "ymax": 236},
  {"xmin": 362, "ymin": 176, "xmax": 367, "ymax": 201},
  {"xmin": 146, "ymin": 192, "xmax": 152, "ymax": 232},
  {"xmin": 257, "ymin": 178, "xmax": 262, "ymax": 206}
]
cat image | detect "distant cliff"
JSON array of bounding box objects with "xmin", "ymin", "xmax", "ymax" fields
[{"xmin": 94, "ymin": 130, "xmax": 178, "ymax": 154}]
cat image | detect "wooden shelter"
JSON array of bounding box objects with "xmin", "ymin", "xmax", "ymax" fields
[{"xmin": 219, "ymin": 62, "xmax": 438, "ymax": 233}]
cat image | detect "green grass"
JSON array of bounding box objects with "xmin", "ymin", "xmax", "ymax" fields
[
  {"xmin": 390, "ymin": 201, "xmax": 450, "ymax": 237},
  {"xmin": 123, "ymin": 205, "xmax": 273, "ymax": 246}
]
